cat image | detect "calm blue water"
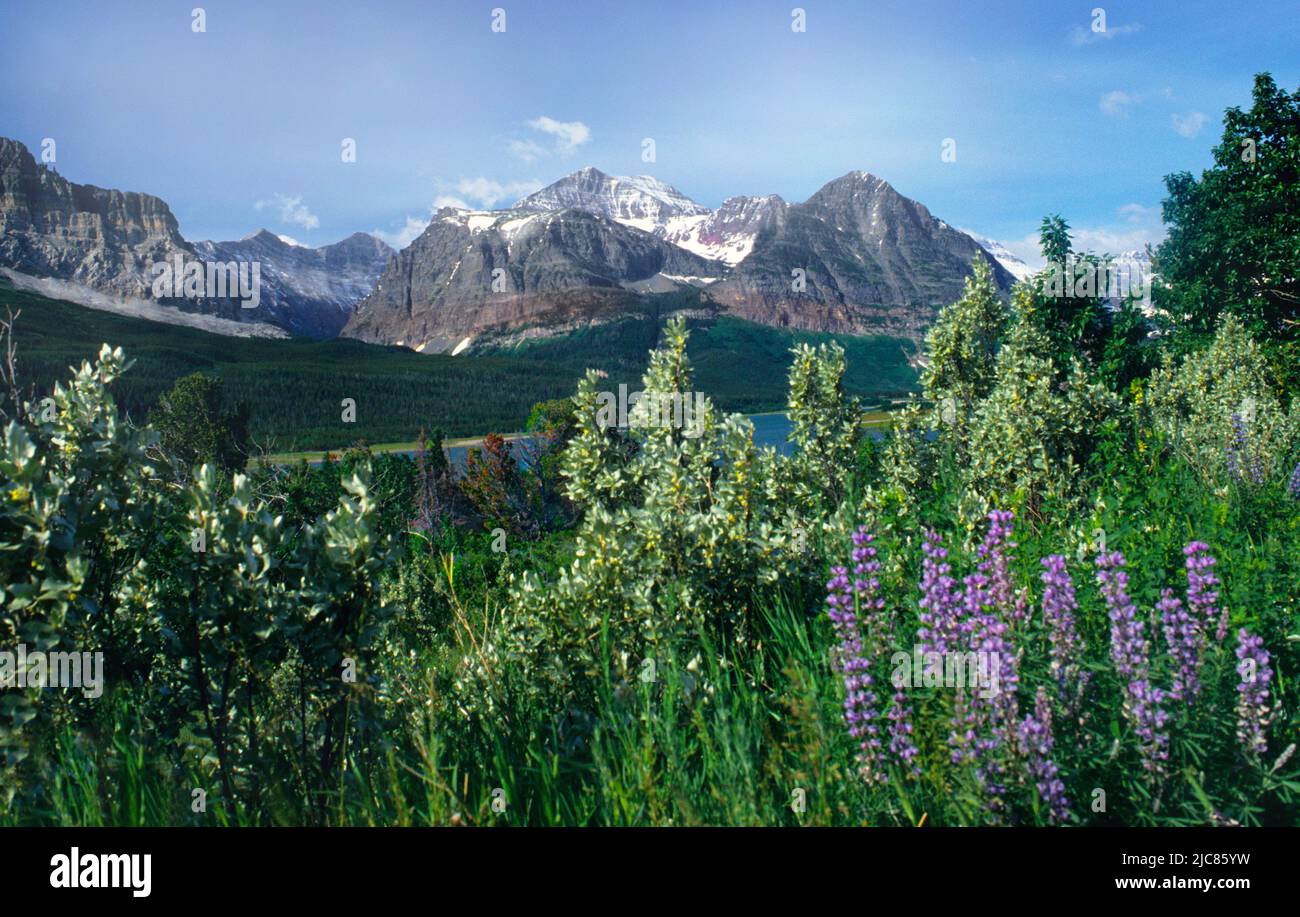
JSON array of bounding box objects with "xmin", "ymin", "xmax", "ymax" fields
[
  {"xmin": 303, "ymin": 412, "xmax": 884, "ymax": 468},
  {"xmin": 442, "ymin": 412, "xmax": 886, "ymax": 467}
]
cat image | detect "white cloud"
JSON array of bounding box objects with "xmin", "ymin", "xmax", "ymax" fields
[
  {"xmin": 525, "ymin": 116, "xmax": 591, "ymax": 155},
  {"xmin": 1171, "ymin": 111, "xmax": 1209, "ymax": 138},
  {"xmin": 434, "ymin": 195, "xmax": 471, "ymax": 210},
  {"xmin": 1069, "ymin": 224, "xmax": 1165, "ymax": 256},
  {"xmin": 1099, "ymin": 90, "xmax": 1138, "ymax": 117},
  {"xmin": 255, "ymin": 193, "xmax": 319, "ymax": 231},
  {"xmin": 508, "ymin": 138, "xmax": 547, "ymax": 163},
  {"xmin": 373, "ymin": 216, "xmax": 430, "ymax": 250},
  {"xmin": 991, "ymin": 207, "xmax": 1166, "ymax": 272},
  {"xmin": 436, "ymin": 177, "xmax": 543, "ymax": 210},
  {"xmin": 1070, "ymin": 22, "xmax": 1142, "ymax": 46},
  {"xmin": 1118, "ymin": 203, "xmax": 1157, "ymax": 225}
]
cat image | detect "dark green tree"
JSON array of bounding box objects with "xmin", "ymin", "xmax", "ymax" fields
[
  {"xmin": 1155, "ymin": 73, "xmax": 1300, "ymax": 344},
  {"xmin": 1031, "ymin": 215, "xmax": 1112, "ymax": 375},
  {"xmin": 150, "ymin": 372, "xmax": 251, "ymax": 474},
  {"xmin": 1039, "ymin": 214, "xmax": 1072, "ymax": 268}
]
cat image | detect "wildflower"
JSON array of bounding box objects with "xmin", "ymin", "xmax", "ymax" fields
[
  {"xmin": 1017, "ymin": 688, "xmax": 1071, "ymax": 823},
  {"xmin": 1158, "ymin": 587, "xmax": 1203, "ymax": 704},
  {"xmin": 1096, "ymin": 550, "xmax": 1168, "ymax": 774},
  {"xmin": 850, "ymin": 527, "xmax": 888, "ymax": 651},
  {"xmin": 848, "ymin": 528, "xmax": 922, "ymax": 777},
  {"xmin": 826, "ymin": 565, "xmax": 886, "ymax": 784},
  {"xmin": 953, "ymin": 511, "xmax": 1027, "ymax": 815},
  {"xmin": 1288, "ymin": 461, "xmax": 1300, "ymax": 499},
  {"xmin": 917, "ymin": 529, "xmax": 962, "ymax": 667},
  {"xmin": 885, "ymin": 684, "xmax": 921, "ymax": 777},
  {"xmin": 979, "ymin": 509, "xmax": 1027, "ymax": 626},
  {"xmin": 835, "ymin": 528, "xmax": 920, "ymax": 780},
  {"xmin": 1040, "ymin": 554, "xmax": 1087, "ymax": 698},
  {"xmin": 1225, "ymin": 413, "xmax": 1265, "ymax": 485},
  {"xmin": 1234, "ymin": 628, "xmax": 1273, "ymax": 758},
  {"xmin": 964, "ymin": 570, "xmax": 1017, "ymax": 812},
  {"xmin": 1184, "ymin": 541, "xmax": 1227, "ymax": 642}
]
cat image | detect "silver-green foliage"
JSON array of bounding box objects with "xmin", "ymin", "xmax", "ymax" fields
[
  {"xmin": 1145, "ymin": 314, "xmax": 1299, "ymax": 486},
  {"xmin": 0, "ymin": 346, "xmax": 157, "ymax": 773},
  {"xmin": 457, "ymin": 318, "xmax": 860, "ymax": 721},
  {"xmin": 873, "ymin": 265, "xmax": 1119, "ymax": 523},
  {"xmin": 1, "ymin": 345, "xmax": 396, "ymax": 812}
]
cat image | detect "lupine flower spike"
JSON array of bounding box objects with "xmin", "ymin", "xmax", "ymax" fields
[
  {"xmin": 1017, "ymin": 688, "xmax": 1071, "ymax": 823},
  {"xmin": 1235, "ymin": 628, "xmax": 1273, "ymax": 758},
  {"xmin": 1096, "ymin": 550, "xmax": 1168, "ymax": 774},
  {"xmin": 826, "ymin": 565, "xmax": 886, "ymax": 784}
]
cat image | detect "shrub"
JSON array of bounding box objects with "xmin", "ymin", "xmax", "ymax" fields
[
  {"xmin": 1145, "ymin": 314, "xmax": 1299, "ymax": 487},
  {"xmin": 455, "ymin": 318, "xmax": 852, "ymax": 726},
  {"xmin": 0, "ymin": 346, "xmax": 158, "ymax": 790}
]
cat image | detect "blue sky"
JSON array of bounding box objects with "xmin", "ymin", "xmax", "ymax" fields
[{"xmin": 2, "ymin": 0, "xmax": 1296, "ymax": 261}]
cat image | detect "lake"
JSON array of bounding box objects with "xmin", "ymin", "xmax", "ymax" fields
[
  {"xmin": 442, "ymin": 412, "xmax": 886, "ymax": 467},
  {"xmin": 291, "ymin": 411, "xmax": 887, "ymax": 468}
]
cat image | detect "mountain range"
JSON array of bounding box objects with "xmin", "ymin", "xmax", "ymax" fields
[
  {"xmin": 1, "ymin": 137, "xmax": 1026, "ymax": 352},
  {"xmin": 345, "ymin": 167, "xmax": 1018, "ymax": 352},
  {"xmin": 0, "ymin": 137, "xmax": 391, "ymax": 338}
]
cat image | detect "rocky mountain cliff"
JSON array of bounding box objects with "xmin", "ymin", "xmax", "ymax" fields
[
  {"xmin": 0, "ymin": 136, "xmax": 195, "ymax": 300},
  {"xmin": 193, "ymin": 230, "xmax": 392, "ymax": 338},
  {"xmin": 514, "ymin": 167, "xmax": 711, "ymax": 228},
  {"xmin": 3, "ymin": 139, "xmax": 1021, "ymax": 349},
  {"xmin": 343, "ymin": 206, "xmax": 724, "ymax": 353},
  {"xmin": 709, "ymin": 172, "xmax": 1017, "ymax": 337},
  {"xmin": 0, "ymin": 136, "xmax": 389, "ymax": 337},
  {"xmin": 345, "ymin": 168, "xmax": 1015, "ymax": 350},
  {"xmin": 972, "ymin": 236, "xmax": 1034, "ymax": 282}
]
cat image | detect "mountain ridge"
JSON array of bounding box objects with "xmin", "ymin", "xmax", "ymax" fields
[
  {"xmin": 343, "ymin": 166, "xmax": 1017, "ymax": 351},
  {"xmin": 2, "ymin": 136, "xmax": 1022, "ymax": 352}
]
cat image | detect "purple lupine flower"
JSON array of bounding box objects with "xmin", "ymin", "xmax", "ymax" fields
[
  {"xmin": 1096, "ymin": 551, "xmax": 1169, "ymax": 774},
  {"xmin": 947, "ymin": 570, "xmax": 990, "ymax": 766},
  {"xmin": 965, "ymin": 571, "xmax": 1018, "ymax": 812},
  {"xmin": 852, "ymin": 526, "xmax": 921, "ymax": 777},
  {"xmin": 1184, "ymin": 541, "xmax": 1228, "ymax": 643},
  {"xmin": 1234, "ymin": 628, "xmax": 1273, "ymax": 758},
  {"xmin": 1226, "ymin": 413, "xmax": 1265, "ymax": 485},
  {"xmin": 850, "ymin": 527, "xmax": 888, "ymax": 652},
  {"xmin": 917, "ymin": 529, "xmax": 962, "ymax": 671},
  {"xmin": 1158, "ymin": 587, "xmax": 1204, "ymax": 705},
  {"xmin": 1287, "ymin": 461, "xmax": 1300, "ymax": 499},
  {"xmin": 826, "ymin": 565, "xmax": 887, "ymax": 784},
  {"xmin": 1017, "ymin": 688, "xmax": 1071, "ymax": 823},
  {"xmin": 1040, "ymin": 554, "xmax": 1089, "ymax": 710},
  {"xmin": 886, "ymin": 685, "xmax": 922, "ymax": 777},
  {"xmin": 979, "ymin": 509, "xmax": 1026, "ymax": 626}
]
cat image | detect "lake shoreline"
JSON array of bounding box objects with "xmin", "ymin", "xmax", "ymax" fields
[{"xmin": 253, "ymin": 408, "xmax": 896, "ymax": 468}]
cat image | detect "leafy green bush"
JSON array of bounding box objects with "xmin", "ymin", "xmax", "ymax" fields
[
  {"xmin": 454, "ymin": 318, "xmax": 855, "ymax": 728},
  {"xmin": 1145, "ymin": 314, "xmax": 1299, "ymax": 488},
  {"xmin": 0, "ymin": 346, "xmax": 158, "ymax": 789},
  {"xmin": 873, "ymin": 266, "xmax": 1119, "ymax": 524}
]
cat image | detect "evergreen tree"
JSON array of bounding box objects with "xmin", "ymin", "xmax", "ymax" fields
[{"xmin": 149, "ymin": 372, "xmax": 250, "ymax": 473}]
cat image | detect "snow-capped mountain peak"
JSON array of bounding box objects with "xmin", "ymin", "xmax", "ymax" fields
[
  {"xmin": 514, "ymin": 167, "xmax": 711, "ymax": 230},
  {"xmin": 970, "ymin": 236, "xmax": 1034, "ymax": 282}
]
